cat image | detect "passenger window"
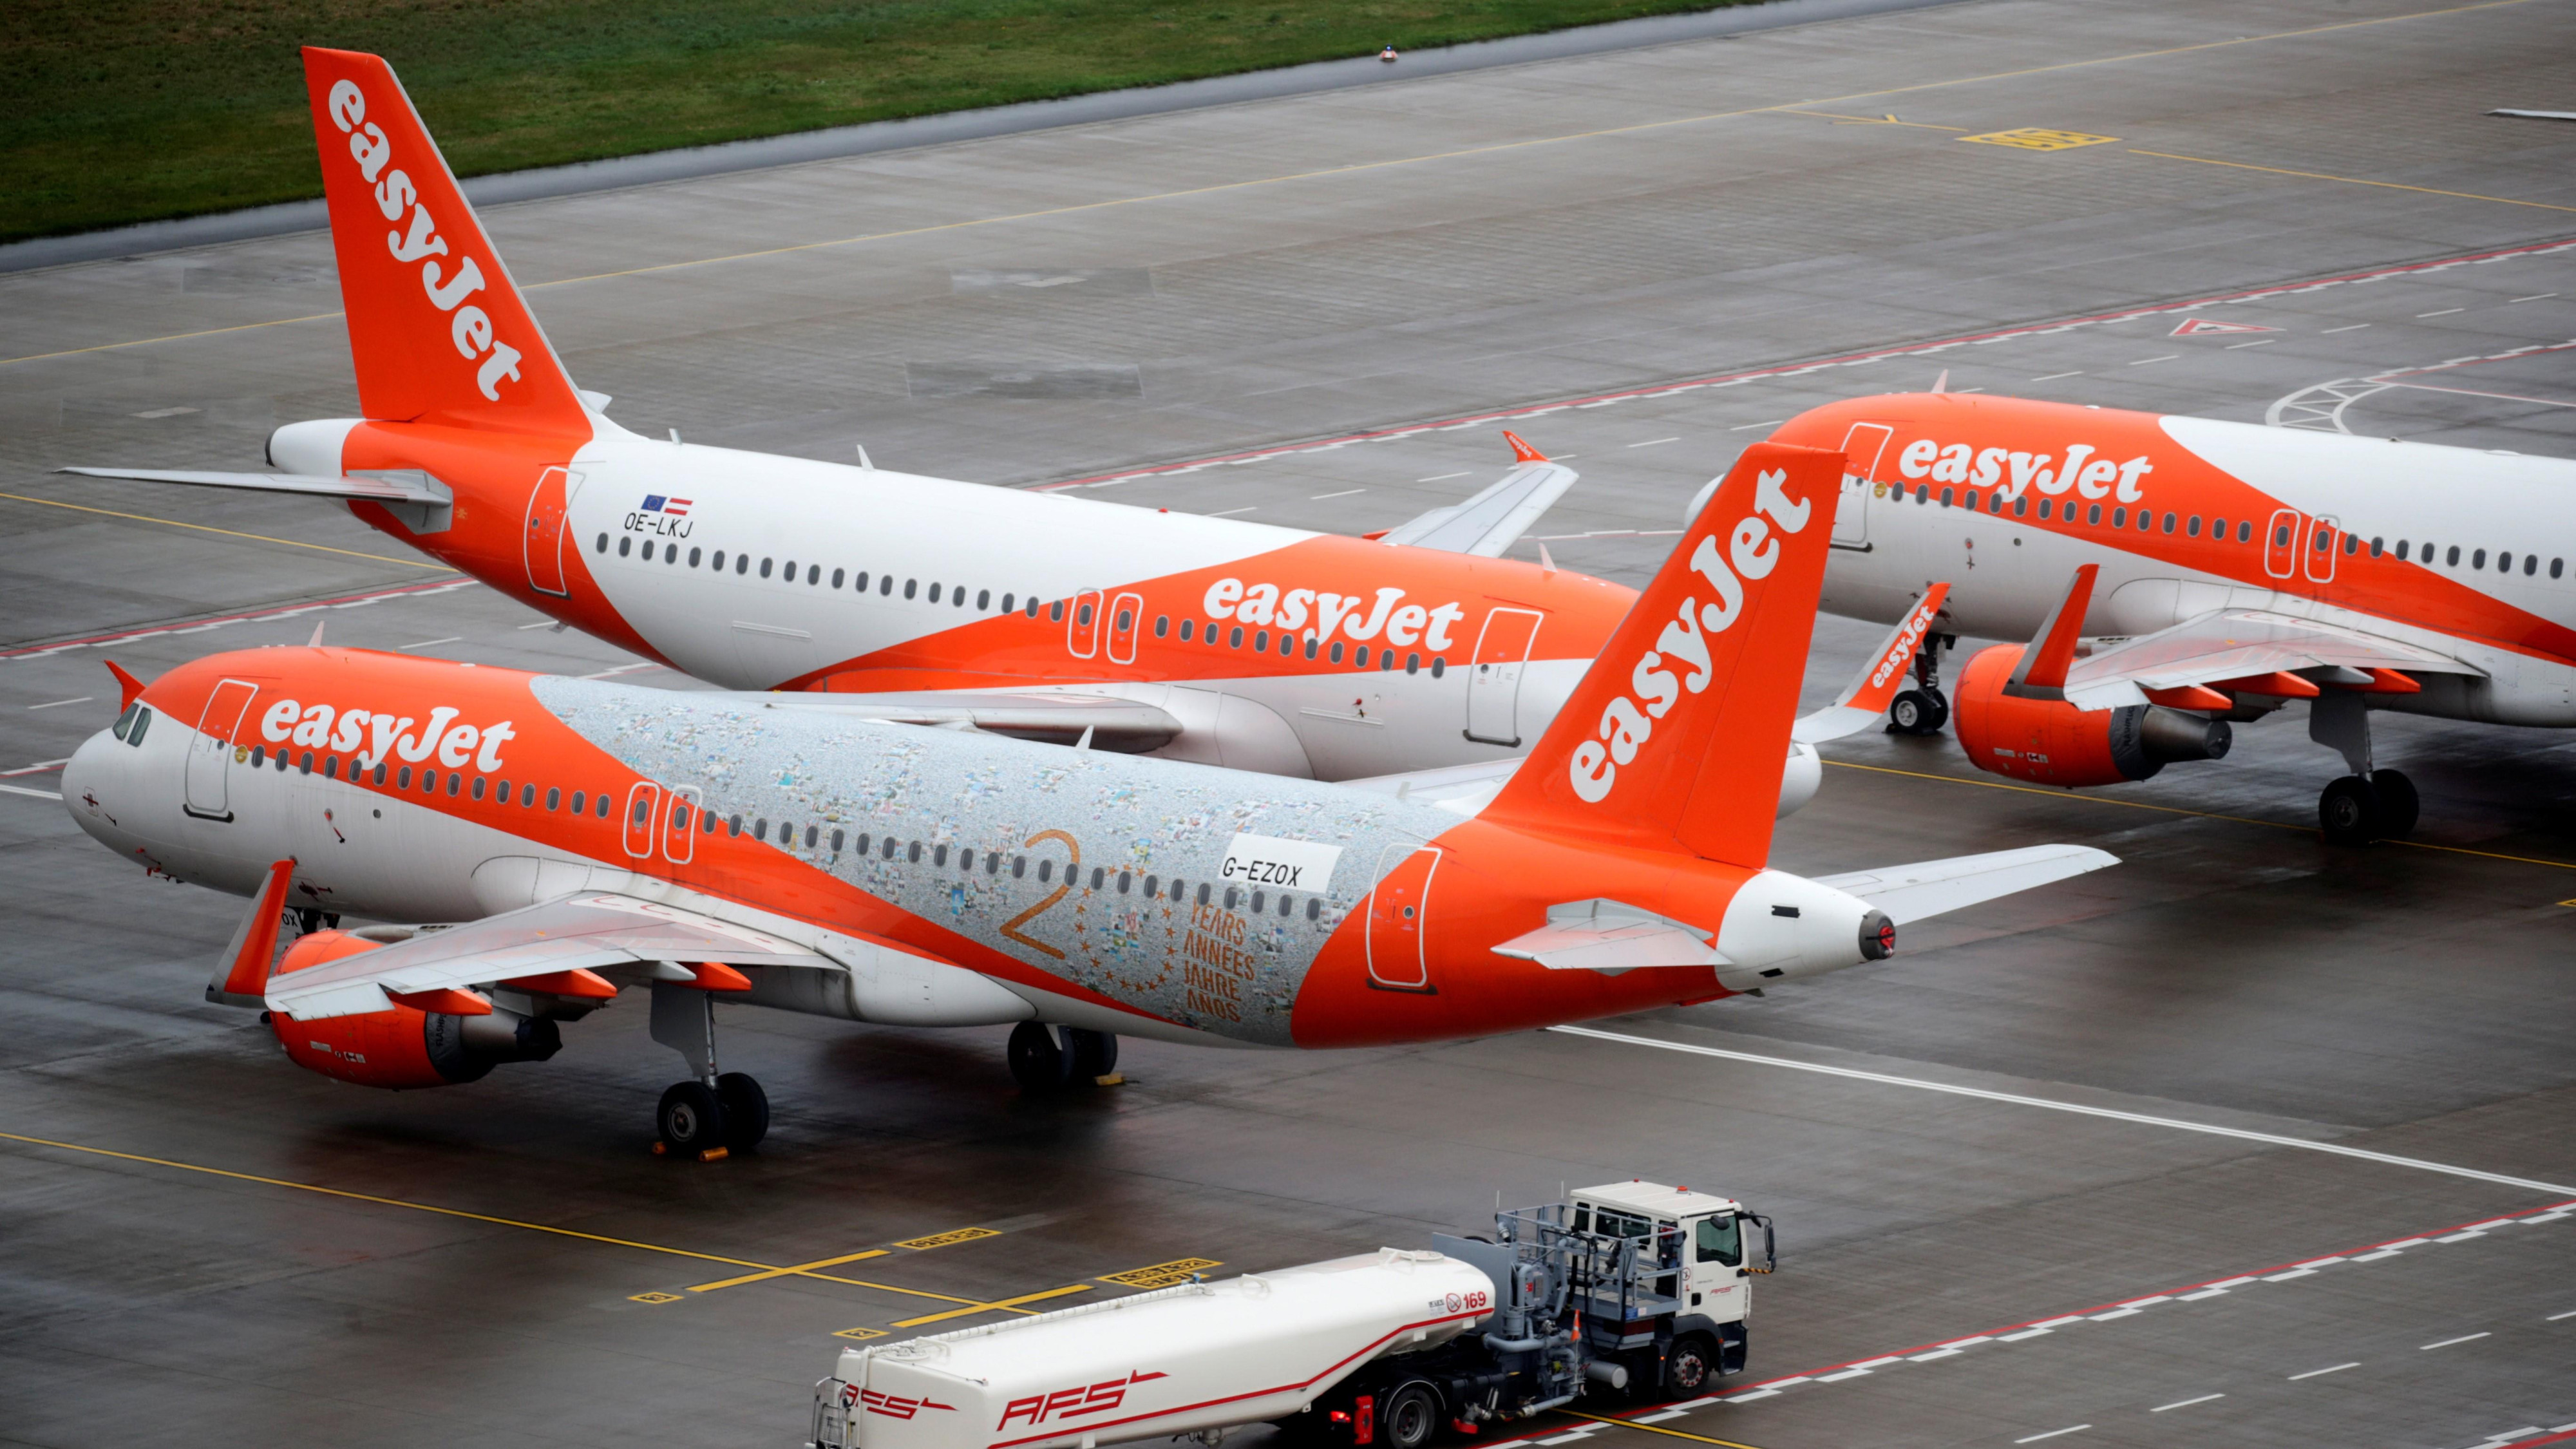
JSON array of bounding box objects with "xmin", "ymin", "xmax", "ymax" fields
[
  {"xmin": 1251, "ymin": 890, "xmax": 1265, "ymax": 913},
  {"xmin": 326, "ymin": 757, "xmax": 341, "ymax": 780},
  {"xmin": 1940, "ymin": 488, "xmax": 1955, "ymax": 508},
  {"xmin": 1695, "ymin": 1215, "xmax": 1743, "ymax": 1267},
  {"xmin": 1117, "ymin": 872, "xmax": 1132, "ymax": 894},
  {"xmin": 1224, "ymin": 887, "xmax": 1240, "ymax": 909},
  {"xmin": 712, "ymin": 550, "xmax": 726, "ymax": 570},
  {"xmin": 1012, "ymin": 855, "xmax": 1027, "ymax": 878},
  {"xmin": 521, "ymin": 782, "xmax": 535, "ymax": 806},
  {"xmin": 2188, "ymin": 516, "xmax": 2202, "ymax": 537},
  {"xmin": 736, "ymin": 554, "xmax": 750, "ymax": 574},
  {"xmin": 596, "ymin": 533, "xmax": 611, "ymax": 553},
  {"xmin": 1197, "ymin": 883, "xmax": 1211, "ymax": 905},
  {"xmin": 1155, "ymin": 616, "xmax": 1169, "ymax": 638},
  {"xmin": 545, "ymin": 787, "xmax": 560, "ymax": 810},
  {"xmin": 703, "ymin": 810, "xmax": 719, "ymax": 833},
  {"xmin": 1255, "ymin": 630, "xmax": 1269, "ymax": 654},
  {"xmin": 2038, "ymin": 498, "xmax": 2053, "ymax": 521},
  {"xmin": 907, "ymin": 841, "xmax": 923, "ymax": 863},
  {"xmin": 2345, "ymin": 533, "xmax": 2360, "ymax": 556},
  {"xmin": 2396, "ymin": 540, "xmax": 2411, "ymax": 561},
  {"xmin": 882, "ymin": 837, "xmax": 898, "ymax": 860},
  {"xmin": 447, "ymin": 772, "xmax": 461, "ymax": 796},
  {"xmin": 978, "ymin": 589, "xmax": 991, "ymax": 610},
  {"xmin": 1306, "ymin": 898, "xmax": 1321, "ymax": 920},
  {"xmin": 596, "ymin": 794, "xmax": 611, "ymax": 818},
  {"xmin": 2237, "ymin": 521, "xmax": 2252, "ymax": 543},
  {"xmin": 571, "ymin": 790, "xmax": 587, "ymax": 813},
  {"xmin": 987, "ymin": 853, "xmax": 1002, "ymax": 876},
  {"xmin": 1406, "ymin": 653, "xmax": 1421, "ymax": 674},
  {"xmin": 728, "ymin": 814, "xmax": 743, "ymax": 836},
  {"xmin": 832, "ymin": 568, "xmax": 844, "ymax": 588},
  {"xmin": 930, "ymin": 583, "xmax": 943, "ymax": 603},
  {"xmin": 2554, "ymin": 560, "xmax": 2566, "ymax": 579},
  {"xmin": 1090, "ymin": 867, "xmax": 1106, "ymax": 889},
  {"xmin": 2449, "ymin": 547, "xmax": 2462, "ymax": 566},
  {"xmin": 618, "ymin": 536, "xmax": 632, "ymax": 557},
  {"xmin": 806, "ymin": 825, "xmax": 819, "ymax": 848},
  {"xmin": 809, "ymin": 564, "xmax": 822, "ymax": 585},
  {"xmin": 831, "ymin": 829, "xmax": 845, "ymax": 851},
  {"xmin": 881, "ymin": 575, "xmax": 895, "ymax": 595},
  {"xmin": 934, "ymin": 844, "xmax": 951, "ymax": 867},
  {"xmin": 1144, "ymin": 874, "xmax": 1159, "ymax": 895},
  {"xmin": 2012, "ymin": 497, "xmax": 2028, "ymax": 517},
  {"xmin": 1331, "ymin": 641, "xmax": 1345, "ymax": 664},
  {"xmin": 1229, "ymin": 626, "xmax": 1245, "ymax": 648},
  {"xmin": 906, "ymin": 580, "xmax": 919, "ymax": 600},
  {"xmin": 1050, "ymin": 600, "xmax": 1063, "ymax": 621},
  {"xmin": 760, "ymin": 558, "xmax": 774, "ymax": 578},
  {"xmin": 755, "ymin": 819, "xmax": 769, "ymax": 841},
  {"xmin": 690, "ymin": 547, "xmax": 703, "ymax": 567},
  {"xmin": 632, "ymin": 797, "xmax": 649, "ymax": 824},
  {"xmin": 2164, "ymin": 512, "xmax": 2179, "ymax": 534},
  {"xmin": 1002, "ymin": 592, "xmax": 1015, "ymax": 612},
  {"xmin": 2085, "ymin": 504, "xmax": 2100, "ymax": 526},
  {"xmin": 855, "ymin": 571, "xmax": 869, "ymax": 591}
]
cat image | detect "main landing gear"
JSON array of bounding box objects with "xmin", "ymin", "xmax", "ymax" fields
[
  {"xmin": 1007, "ymin": 1021, "xmax": 1121, "ymax": 1093},
  {"xmin": 650, "ymin": 979, "xmax": 768, "ymax": 1158},
  {"xmin": 2310, "ymin": 690, "xmax": 2419, "ymax": 846},
  {"xmin": 1888, "ymin": 632, "xmax": 1954, "ymax": 736}
]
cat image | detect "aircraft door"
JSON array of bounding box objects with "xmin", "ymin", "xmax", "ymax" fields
[
  {"xmin": 1364, "ymin": 844, "xmax": 1441, "ymax": 992},
  {"xmin": 524, "ymin": 467, "xmax": 583, "ymax": 597},
  {"xmin": 2264, "ymin": 508, "xmax": 2302, "ymax": 580},
  {"xmin": 1834, "ymin": 423, "xmax": 1893, "ymax": 546},
  {"xmin": 2305, "ymin": 515, "xmax": 2340, "ymax": 583},
  {"xmin": 1067, "ymin": 589, "xmax": 1103, "ymax": 659},
  {"xmin": 1106, "ymin": 591, "xmax": 1143, "ymax": 665},
  {"xmin": 183, "ymin": 679, "xmax": 260, "ymax": 821},
  {"xmin": 623, "ymin": 782, "xmax": 661, "ymax": 859},
  {"xmin": 1465, "ymin": 607, "xmax": 1544, "ymax": 745},
  {"xmin": 662, "ymin": 785, "xmax": 700, "ymax": 865}
]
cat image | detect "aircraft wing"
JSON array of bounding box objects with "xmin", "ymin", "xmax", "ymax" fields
[
  {"xmin": 264, "ymin": 892, "xmax": 838, "ymax": 1020},
  {"xmin": 1374, "ymin": 433, "xmax": 1577, "ymax": 558},
  {"xmin": 1792, "ymin": 583, "xmax": 1951, "ymax": 743},
  {"xmin": 764, "ymin": 690, "xmax": 1182, "ymax": 752},
  {"xmin": 2060, "ymin": 608, "xmax": 2481, "ymax": 711},
  {"xmin": 1812, "ymin": 844, "xmax": 2119, "ymax": 924},
  {"xmin": 58, "ymin": 466, "xmax": 450, "ymax": 505}
]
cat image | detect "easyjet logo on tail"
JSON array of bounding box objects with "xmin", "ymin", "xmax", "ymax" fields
[
  {"xmin": 323, "ymin": 80, "xmax": 524, "ymax": 402},
  {"xmin": 1569, "ymin": 469, "xmax": 1811, "ymax": 804}
]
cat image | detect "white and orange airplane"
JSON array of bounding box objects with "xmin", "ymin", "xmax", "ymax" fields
[
  {"xmin": 62, "ymin": 444, "xmax": 2110, "ymax": 1152},
  {"xmin": 1759, "ymin": 392, "xmax": 2576, "ymax": 842},
  {"xmin": 67, "ymin": 46, "xmax": 1631, "ymax": 782}
]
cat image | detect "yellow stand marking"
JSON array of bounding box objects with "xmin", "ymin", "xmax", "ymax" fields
[
  {"xmin": 1560, "ymin": 1408, "xmax": 1768, "ymax": 1449},
  {"xmin": 630, "ymin": 1291, "xmax": 685, "ymax": 1304},
  {"xmin": 0, "ymin": 493, "xmax": 455, "ymax": 570},
  {"xmin": 896, "ymin": 1226, "xmax": 1002, "ymax": 1251},
  {"xmin": 689, "ymin": 1247, "xmax": 891, "ymax": 1293},
  {"xmin": 833, "ymin": 1326, "xmax": 890, "ymax": 1340},
  {"xmin": 891, "ymin": 1283, "xmax": 1092, "ymax": 1329},
  {"xmin": 1100, "ymin": 1256, "xmax": 1224, "ymax": 1289},
  {"xmin": 1960, "ymin": 128, "xmax": 2119, "ymax": 150}
]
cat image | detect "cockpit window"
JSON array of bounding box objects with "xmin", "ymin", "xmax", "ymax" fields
[
  {"xmin": 112, "ymin": 704, "xmax": 138, "ymax": 741},
  {"xmin": 125, "ymin": 706, "xmax": 152, "ymax": 748}
]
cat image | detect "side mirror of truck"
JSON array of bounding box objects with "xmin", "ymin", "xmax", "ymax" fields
[{"xmin": 1746, "ymin": 1214, "xmax": 1776, "ymax": 1274}]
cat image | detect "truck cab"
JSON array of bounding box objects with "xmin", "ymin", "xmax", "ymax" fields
[{"xmin": 1566, "ymin": 1180, "xmax": 1774, "ymax": 1383}]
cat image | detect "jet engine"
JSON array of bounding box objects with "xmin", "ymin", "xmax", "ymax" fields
[
  {"xmin": 1953, "ymin": 644, "xmax": 2231, "ymax": 787},
  {"xmin": 267, "ymin": 930, "xmax": 561, "ymax": 1089}
]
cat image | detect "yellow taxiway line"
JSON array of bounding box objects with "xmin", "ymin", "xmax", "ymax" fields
[{"xmin": 1560, "ymin": 1408, "xmax": 1768, "ymax": 1449}]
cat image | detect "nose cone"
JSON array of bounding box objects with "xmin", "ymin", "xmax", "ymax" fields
[{"xmin": 61, "ymin": 727, "xmax": 131, "ymax": 851}]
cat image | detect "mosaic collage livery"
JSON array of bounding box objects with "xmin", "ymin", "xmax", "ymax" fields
[
  {"xmin": 67, "ymin": 46, "xmax": 1643, "ymax": 785},
  {"xmin": 1776, "ymin": 392, "xmax": 2576, "ymax": 840},
  {"xmin": 62, "ymin": 446, "xmax": 2113, "ymax": 1147}
]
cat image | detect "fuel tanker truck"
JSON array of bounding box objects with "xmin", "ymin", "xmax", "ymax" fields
[{"xmin": 810, "ymin": 1182, "xmax": 1776, "ymax": 1449}]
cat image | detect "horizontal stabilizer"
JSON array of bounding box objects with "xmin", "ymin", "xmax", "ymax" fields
[
  {"xmin": 59, "ymin": 466, "xmax": 450, "ymax": 505},
  {"xmin": 773, "ymin": 690, "xmax": 1181, "ymax": 752},
  {"xmin": 1794, "ymin": 582, "xmax": 1951, "ymax": 744},
  {"xmin": 1812, "ymin": 844, "xmax": 2117, "ymax": 925},
  {"xmin": 1376, "ymin": 447, "xmax": 1578, "ymax": 558},
  {"xmin": 1491, "ymin": 898, "xmax": 1725, "ymax": 972},
  {"xmin": 266, "ymin": 892, "xmax": 838, "ymax": 1020}
]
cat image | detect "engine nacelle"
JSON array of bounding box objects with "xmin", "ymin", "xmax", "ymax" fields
[
  {"xmin": 268, "ymin": 930, "xmax": 561, "ymax": 1089},
  {"xmin": 1955, "ymin": 645, "xmax": 2231, "ymax": 786}
]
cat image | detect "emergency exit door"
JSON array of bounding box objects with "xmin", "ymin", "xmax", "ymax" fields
[
  {"xmin": 524, "ymin": 467, "xmax": 582, "ymax": 597},
  {"xmin": 1365, "ymin": 844, "xmax": 1441, "ymax": 992}
]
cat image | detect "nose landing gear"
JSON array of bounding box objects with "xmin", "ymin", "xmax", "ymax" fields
[{"xmin": 650, "ymin": 978, "xmax": 768, "ymax": 1157}]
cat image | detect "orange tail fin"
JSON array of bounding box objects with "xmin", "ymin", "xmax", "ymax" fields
[
  {"xmin": 302, "ymin": 48, "xmax": 588, "ymax": 436},
  {"xmin": 1483, "ymin": 442, "xmax": 1844, "ymax": 867}
]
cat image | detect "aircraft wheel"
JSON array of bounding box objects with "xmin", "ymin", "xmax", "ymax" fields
[
  {"xmin": 1008, "ymin": 1021, "xmax": 1074, "ymax": 1093},
  {"xmin": 658, "ymin": 1081, "xmax": 729, "ymax": 1155},
  {"xmin": 1065, "ymin": 1028, "xmax": 1119, "ymax": 1082},
  {"xmin": 2371, "ymin": 768, "xmax": 2420, "ymax": 839},
  {"xmin": 2318, "ymin": 775, "xmax": 2382, "ymax": 846},
  {"xmin": 1888, "ymin": 689, "xmax": 1944, "ymax": 736},
  {"xmin": 716, "ymin": 1072, "xmax": 769, "ymax": 1150}
]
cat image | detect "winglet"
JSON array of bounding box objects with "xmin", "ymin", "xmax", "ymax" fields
[
  {"xmin": 104, "ymin": 660, "xmax": 147, "ymax": 712},
  {"xmin": 2005, "ymin": 564, "xmax": 2098, "ymax": 699},
  {"xmin": 207, "ymin": 860, "xmax": 298, "ymax": 1006},
  {"xmin": 1792, "ymin": 583, "xmax": 1950, "ymax": 744},
  {"xmin": 1503, "ymin": 430, "xmax": 1548, "ymax": 464}
]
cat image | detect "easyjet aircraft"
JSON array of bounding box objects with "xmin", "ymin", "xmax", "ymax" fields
[
  {"xmin": 68, "ymin": 46, "xmax": 1641, "ymax": 783},
  {"xmin": 62, "ymin": 446, "xmax": 2109, "ymax": 1153},
  {"xmin": 1758, "ymin": 392, "xmax": 2576, "ymax": 842}
]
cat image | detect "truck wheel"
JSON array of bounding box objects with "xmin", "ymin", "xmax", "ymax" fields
[
  {"xmin": 1381, "ymin": 1384, "xmax": 1441, "ymax": 1449},
  {"xmin": 1663, "ymin": 1335, "xmax": 1717, "ymax": 1397}
]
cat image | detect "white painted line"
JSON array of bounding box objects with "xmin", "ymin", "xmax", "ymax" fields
[
  {"xmin": 1663, "ymin": 1397, "xmax": 1718, "ymax": 1411},
  {"xmin": 2128, "ymin": 354, "xmax": 2179, "ymax": 365},
  {"xmin": 2206, "ymin": 1277, "xmax": 2257, "ymax": 1289},
  {"xmin": 2383, "ymin": 1238, "xmax": 2432, "ymax": 1249},
  {"xmin": 1575, "ymin": 399, "xmax": 1618, "ymax": 408},
  {"xmin": 1765, "ymin": 1377, "xmax": 1811, "ymax": 1388},
  {"xmin": 2031, "ymin": 1316, "xmax": 2085, "ymax": 1329},
  {"xmin": 1633, "ymin": 1409, "xmax": 1689, "ymax": 1421},
  {"xmin": 1937, "ymin": 1336, "xmax": 1994, "ymax": 1350},
  {"xmin": 1415, "ymin": 471, "xmax": 1472, "ymax": 482},
  {"xmin": 2013, "ymin": 1426, "xmax": 2090, "ymax": 1444},
  {"xmin": 2548, "ymin": 1309, "xmax": 2576, "ymax": 1321},
  {"xmin": 1537, "ymin": 1433, "xmax": 1589, "ymax": 1443},
  {"xmin": 2349, "ymin": 1249, "xmax": 2403, "ymax": 1262},
  {"xmin": 517, "ymin": 620, "xmax": 559, "ymax": 629},
  {"xmin": 1720, "ymin": 1388, "xmax": 1778, "ymax": 1402},
  {"xmin": 1206, "ymin": 507, "xmax": 1257, "ymax": 517},
  {"xmin": 2118, "ymin": 1296, "xmax": 2174, "ymax": 1309},
  {"xmin": 1311, "ymin": 489, "xmax": 1366, "ymax": 500},
  {"xmin": 2177, "ymin": 1288, "xmax": 2231, "ymax": 1301},
  {"xmin": 2226, "ymin": 338, "xmax": 2276, "ymax": 348},
  {"xmin": 1546, "ymin": 1027, "xmax": 2576, "ymax": 1195},
  {"xmin": 2512, "ymin": 293, "xmax": 2559, "ymax": 302},
  {"xmin": 401, "ymin": 636, "xmax": 462, "ymax": 649},
  {"xmin": 0, "ymin": 783, "xmax": 64, "ymax": 800},
  {"xmin": 2436, "ymin": 1230, "xmax": 2488, "ymax": 1242},
  {"xmin": 2421, "ymin": 1332, "xmax": 2492, "ymax": 1350},
  {"xmin": 2462, "ymin": 1220, "xmax": 2515, "ymax": 1231},
  {"xmin": 26, "ymin": 696, "xmax": 91, "ymax": 710},
  {"xmin": 2288, "ymin": 1362, "xmax": 2360, "ymax": 1380},
  {"xmin": 2523, "ymin": 1211, "xmax": 2571, "ymax": 1223},
  {"xmin": 2323, "ymin": 323, "xmax": 2371, "ymax": 333},
  {"xmin": 1815, "ymin": 1367, "xmax": 1873, "ymax": 1382},
  {"xmin": 2295, "ymin": 1256, "xmax": 2349, "ymax": 1269},
  {"xmin": 1627, "ymin": 437, "xmax": 1682, "ymax": 448},
  {"xmin": 2087, "ymin": 1307, "xmax": 2139, "ymax": 1321},
  {"xmin": 2151, "ymin": 1394, "xmax": 2224, "ymax": 1412},
  {"xmin": 2262, "ymin": 1268, "xmax": 2316, "ymax": 1282},
  {"xmin": 1997, "ymin": 1327, "xmax": 2054, "ymax": 1341},
  {"xmin": 2030, "ymin": 371, "xmax": 2084, "ymax": 381},
  {"xmin": 1728, "ymin": 420, "xmax": 1783, "ymax": 431},
  {"xmin": 1908, "ymin": 1348, "xmax": 1963, "ymax": 1361},
  {"xmin": 2418, "ymin": 308, "xmax": 2465, "ymax": 317},
  {"xmin": 1848, "ymin": 1357, "xmax": 1902, "ymax": 1370},
  {"xmin": 131, "ymin": 405, "xmax": 200, "ymax": 418}
]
